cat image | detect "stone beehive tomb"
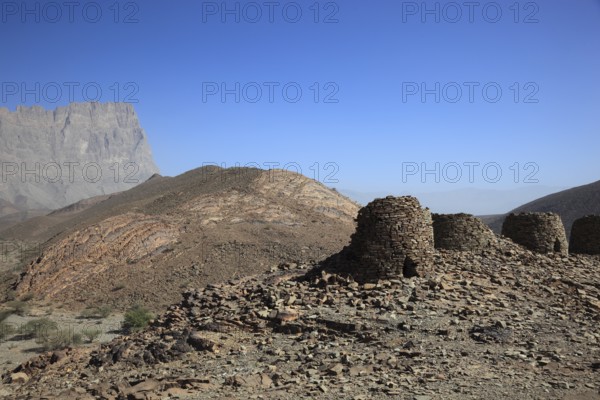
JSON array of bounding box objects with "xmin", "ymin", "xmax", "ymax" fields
[
  {"xmin": 432, "ymin": 213, "xmax": 497, "ymax": 251},
  {"xmin": 569, "ymin": 215, "xmax": 600, "ymax": 255},
  {"xmin": 341, "ymin": 196, "xmax": 435, "ymax": 282},
  {"xmin": 501, "ymin": 212, "xmax": 568, "ymax": 255}
]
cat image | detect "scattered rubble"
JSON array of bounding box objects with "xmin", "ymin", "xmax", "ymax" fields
[
  {"xmin": 2, "ymin": 199, "xmax": 599, "ymax": 399},
  {"xmin": 2, "ymin": 239, "xmax": 599, "ymax": 399}
]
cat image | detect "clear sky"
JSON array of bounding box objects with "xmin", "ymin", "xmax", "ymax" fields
[{"xmin": 1, "ymin": 0, "xmax": 599, "ymax": 212}]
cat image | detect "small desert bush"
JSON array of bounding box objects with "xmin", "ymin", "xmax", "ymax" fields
[
  {"xmin": 97, "ymin": 305, "xmax": 113, "ymax": 318},
  {"xmin": 20, "ymin": 318, "xmax": 58, "ymax": 340},
  {"xmin": 82, "ymin": 327, "xmax": 102, "ymax": 343},
  {"xmin": 0, "ymin": 322, "xmax": 16, "ymax": 340},
  {"xmin": 5, "ymin": 300, "xmax": 30, "ymax": 316},
  {"xmin": 19, "ymin": 293, "xmax": 34, "ymax": 302},
  {"xmin": 0, "ymin": 309, "xmax": 14, "ymax": 323},
  {"xmin": 40, "ymin": 331, "xmax": 83, "ymax": 351},
  {"xmin": 79, "ymin": 305, "xmax": 112, "ymax": 319},
  {"xmin": 122, "ymin": 305, "xmax": 153, "ymax": 333},
  {"xmin": 19, "ymin": 319, "xmax": 83, "ymax": 351},
  {"xmin": 79, "ymin": 308, "xmax": 95, "ymax": 319}
]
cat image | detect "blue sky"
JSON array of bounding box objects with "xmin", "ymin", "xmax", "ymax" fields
[{"xmin": 1, "ymin": 0, "xmax": 599, "ymax": 213}]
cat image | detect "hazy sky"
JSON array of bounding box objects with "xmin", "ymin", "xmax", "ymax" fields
[{"xmin": 1, "ymin": 0, "xmax": 599, "ymax": 212}]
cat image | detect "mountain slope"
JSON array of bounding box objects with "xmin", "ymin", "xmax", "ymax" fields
[
  {"xmin": 4, "ymin": 166, "xmax": 360, "ymax": 310},
  {"xmin": 484, "ymin": 180, "xmax": 600, "ymax": 236}
]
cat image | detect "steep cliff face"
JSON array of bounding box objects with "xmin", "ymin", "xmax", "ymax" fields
[{"xmin": 0, "ymin": 102, "xmax": 159, "ymax": 212}]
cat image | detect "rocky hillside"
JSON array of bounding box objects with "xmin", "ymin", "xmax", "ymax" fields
[
  {"xmin": 0, "ymin": 102, "xmax": 159, "ymax": 214},
  {"xmin": 4, "ymin": 166, "xmax": 360, "ymax": 310},
  {"xmin": 0, "ymin": 199, "xmax": 20, "ymax": 217},
  {"xmin": 2, "ymin": 239, "xmax": 599, "ymax": 399},
  {"xmin": 484, "ymin": 180, "xmax": 600, "ymax": 237}
]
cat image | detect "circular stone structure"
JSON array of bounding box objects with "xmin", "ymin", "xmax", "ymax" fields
[
  {"xmin": 340, "ymin": 196, "xmax": 435, "ymax": 282},
  {"xmin": 432, "ymin": 213, "xmax": 497, "ymax": 251},
  {"xmin": 569, "ymin": 215, "xmax": 600, "ymax": 255},
  {"xmin": 501, "ymin": 212, "xmax": 568, "ymax": 255}
]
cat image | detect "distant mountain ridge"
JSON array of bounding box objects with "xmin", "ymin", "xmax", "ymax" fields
[
  {"xmin": 2, "ymin": 166, "xmax": 360, "ymax": 310},
  {"xmin": 483, "ymin": 179, "xmax": 600, "ymax": 237},
  {"xmin": 0, "ymin": 102, "xmax": 159, "ymax": 214},
  {"xmin": 341, "ymin": 186, "xmax": 565, "ymax": 215}
]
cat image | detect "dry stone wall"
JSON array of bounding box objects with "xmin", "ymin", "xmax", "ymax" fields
[
  {"xmin": 569, "ymin": 215, "xmax": 600, "ymax": 255},
  {"xmin": 501, "ymin": 212, "xmax": 568, "ymax": 255},
  {"xmin": 432, "ymin": 213, "xmax": 497, "ymax": 251},
  {"xmin": 335, "ymin": 196, "xmax": 435, "ymax": 282}
]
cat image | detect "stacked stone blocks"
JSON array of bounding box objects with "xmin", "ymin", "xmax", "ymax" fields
[
  {"xmin": 569, "ymin": 215, "xmax": 600, "ymax": 255},
  {"xmin": 501, "ymin": 212, "xmax": 568, "ymax": 255},
  {"xmin": 432, "ymin": 213, "xmax": 497, "ymax": 251},
  {"xmin": 339, "ymin": 196, "xmax": 434, "ymax": 282}
]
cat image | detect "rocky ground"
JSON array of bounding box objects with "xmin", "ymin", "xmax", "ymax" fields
[
  {"xmin": 0, "ymin": 310, "xmax": 123, "ymax": 376},
  {"xmin": 1, "ymin": 238, "xmax": 599, "ymax": 399}
]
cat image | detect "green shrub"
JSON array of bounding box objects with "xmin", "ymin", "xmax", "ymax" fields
[
  {"xmin": 72, "ymin": 333, "xmax": 83, "ymax": 345},
  {"xmin": 19, "ymin": 319, "xmax": 84, "ymax": 351},
  {"xmin": 40, "ymin": 330, "xmax": 82, "ymax": 351},
  {"xmin": 79, "ymin": 305, "xmax": 112, "ymax": 319},
  {"xmin": 0, "ymin": 322, "xmax": 15, "ymax": 340},
  {"xmin": 0, "ymin": 309, "xmax": 14, "ymax": 323},
  {"xmin": 5, "ymin": 301, "xmax": 29, "ymax": 316},
  {"xmin": 19, "ymin": 293, "xmax": 34, "ymax": 302},
  {"xmin": 112, "ymin": 284, "xmax": 126, "ymax": 291},
  {"xmin": 20, "ymin": 318, "xmax": 58, "ymax": 339},
  {"xmin": 122, "ymin": 305, "xmax": 153, "ymax": 333},
  {"xmin": 97, "ymin": 305, "xmax": 112, "ymax": 318},
  {"xmin": 82, "ymin": 327, "xmax": 102, "ymax": 343},
  {"xmin": 79, "ymin": 308, "xmax": 95, "ymax": 319}
]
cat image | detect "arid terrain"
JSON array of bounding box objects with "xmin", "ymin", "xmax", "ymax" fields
[
  {"xmin": 0, "ymin": 167, "xmax": 599, "ymax": 400},
  {"xmin": 1, "ymin": 237, "xmax": 599, "ymax": 399},
  {"xmin": 1, "ymin": 166, "xmax": 359, "ymax": 311},
  {"xmin": 3, "ymin": 1, "xmax": 599, "ymax": 397}
]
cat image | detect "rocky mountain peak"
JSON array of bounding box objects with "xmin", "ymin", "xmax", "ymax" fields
[{"xmin": 0, "ymin": 102, "xmax": 159, "ymax": 212}]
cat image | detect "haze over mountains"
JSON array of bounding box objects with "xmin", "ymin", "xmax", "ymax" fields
[
  {"xmin": 341, "ymin": 185, "xmax": 567, "ymax": 215},
  {"xmin": 0, "ymin": 102, "xmax": 159, "ymax": 223}
]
